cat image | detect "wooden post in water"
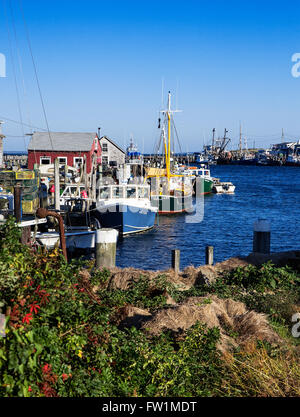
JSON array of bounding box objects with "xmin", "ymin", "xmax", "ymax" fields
[
  {"xmin": 172, "ymin": 249, "xmax": 180, "ymax": 273},
  {"xmin": 253, "ymin": 219, "xmax": 270, "ymax": 254},
  {"xmin": 205, "ymin": 246, "xmax": 214, "ymax": 265},
  {"xmin": 95, "ymin": 228, "xmax": 118, "ymax": 269},
  {"xmin": 54, "ymin": 158, "xmax": 60, "ymax": 211}
]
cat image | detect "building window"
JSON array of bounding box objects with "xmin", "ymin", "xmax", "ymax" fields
[
  {"xmin": 73, "ymin": 157, "xmax": 83, "ymax": 168},
  {"xmin": 102, "ymin": 143, "xmax": 108, "ymax": 152},
  {"xmin": 58, "ymin": 157, "xmax": 67, "ymax": 165},
  {"xmin": 40, "ymin": 156, "xmax": 51, "ymax": 165},
  {"xmin": 102, "ymin": 156, "xmax": 108, "ymax": 165}
]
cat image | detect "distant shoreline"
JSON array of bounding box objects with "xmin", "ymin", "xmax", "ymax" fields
[{"xmin": 3, "ymin": 151, "xmax": 28, "ymax": 155}]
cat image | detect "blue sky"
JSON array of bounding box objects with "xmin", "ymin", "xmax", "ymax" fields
[{"xmin": 1, "ymin": 0, "xmax": 300, "ymax": 152}]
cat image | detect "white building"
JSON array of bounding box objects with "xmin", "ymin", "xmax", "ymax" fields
[{"xmin": 100, "ymin": 136, "xmax": 125, "ymax": 167}]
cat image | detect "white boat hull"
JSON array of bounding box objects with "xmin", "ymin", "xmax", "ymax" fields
[
  {"xmin": 213, "ymin": 183, "xmax": 235, "ymax": 194},
  {"xmin": 34, "ymin": 229, "xmax": 96, "ymax": 249}
]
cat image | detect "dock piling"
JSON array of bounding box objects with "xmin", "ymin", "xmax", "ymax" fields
[
  {"xmin": 205, "ymin": 246, "xmax": 214, "ymax": 265},
  {"xmin": 95, "ymin": 228, "xmax": 118, "ymax": 269},
  {"xmin": 54, "ymin": 158, "xmax": 60, "ymax": 211},
  {"xmin": 172, "ymin": 249, "xmax": 180, "ymax": 273},
  {"xmin": 13, "ymin": 183, "xmax": 22, "ymax": 223},
  {"xmin": 253, "ymin": 219, "xmax": 270, "ymax": 254}
]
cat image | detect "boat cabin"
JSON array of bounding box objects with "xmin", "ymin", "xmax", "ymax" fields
[{"xmin": 97, "ymin": 184, "xmax": 150, "ymax": 201}]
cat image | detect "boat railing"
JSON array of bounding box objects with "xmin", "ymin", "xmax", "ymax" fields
[{"xmin": 60, "ymin": 184, "xmax": 86, "ymax": 199}]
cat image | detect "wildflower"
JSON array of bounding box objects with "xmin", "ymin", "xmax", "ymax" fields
[
  {"xmin": 29, "ymin": 302, "xmax": 40, "ymax": 314},
  {"xmin": 77, "ymin": 350, "xmax": 83, "ymax": 358},
  {"xmin": 61, "ymin": 373, "xmax": 69, "ymax": 382},
  {"xmin": 22, "ymin": 313, "xmax": 33, "ymax": 324},
  {"xmin": 35, "ymin": 286, "xmax": 50, "ymax": 304},
  {"xmin": 42, "ymin": 363, "xmax": 51, "ymax": 373},
  {"xmin": 28, "ymin": 386, "xmax": 32, "ymax": 392}
]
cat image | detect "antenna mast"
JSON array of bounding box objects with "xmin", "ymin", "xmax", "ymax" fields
[
  {"xmin": 212, "ymin": 128, "xmax": 215, "ymax": 150},
  {"xmin": 239, "ymin": 122, "xmax": 242, "ymax": 155}
]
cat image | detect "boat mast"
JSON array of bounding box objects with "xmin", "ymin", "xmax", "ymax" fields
[
  {"xmin": 239, "ymin": 122, "xmax": 242, "ymax": 156},
  {"xmin": 167, "ymin": 91, "xmax": 171, "ymax": 180},
  {"xmin": 160, "ymin": 91, "xmax": 181, "ymax": 180}
]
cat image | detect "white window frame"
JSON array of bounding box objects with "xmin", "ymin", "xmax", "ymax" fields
[
  {"xmin": 40, "ymin": 156, "xmax": 51, "ymax": 165},
  {"xmin": 73, "ymin": 157, "xmax": 83, "ymax": 168},
  {"xmin": 102, "ymin": 155, "xmax": 109, "ymax": 164},
  {"xmin": 58, "ymin": 156, "xmax": 67, "ymax": 165},
  {"xmin": 102, "ymin": 143, "xmax": 108, "ymax": 152}
]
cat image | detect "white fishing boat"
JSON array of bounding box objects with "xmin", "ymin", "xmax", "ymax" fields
[
  {"xmin": 93, "ymin": 183, "xmax": 158, "ymax": 235},
  {"xmin": 33, "ymin": 226, "xmax": 96, "ymax": 250},
  {"xmin": 212, "ymin": 181, "xmax": 235, "ymax": 194}
]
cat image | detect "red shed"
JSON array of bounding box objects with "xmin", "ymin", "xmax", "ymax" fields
[{"xmin": 27, "ymin": 132, "xmax": 102, "ymax": 173}]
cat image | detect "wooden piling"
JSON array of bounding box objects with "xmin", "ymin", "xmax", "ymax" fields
[
  {"xmin": 172, "ymin": 249, "xmax": 180, "ymax": 273},
  {"xmin": 253, "ymin": 219, "xmax": 271, "ymax": 254},
  {"xmin": 205, "ymin": 246, "xmax": 214, "ymax": 265},
  {"xmin": 13, "ymin": 184, "xmax": 22, "ymax": 223},
  {"xmin": 54, "ymin": 158, "xmax": 60, "ymax": 211},
  {"xmin": 95, "ymin": 228, "xmax": 118, "ymax": 269}
]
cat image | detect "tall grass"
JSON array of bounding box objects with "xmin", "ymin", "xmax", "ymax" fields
[{"xmin": 220, "ymin": 343, "xmax": 300, "ymax": 397}]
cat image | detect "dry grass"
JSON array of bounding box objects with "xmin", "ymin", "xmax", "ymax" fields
[
  {"xmin": 221, "ymin": 343, "xmax": 300, "ymax": 396},
  {"xmin": 102, "ymin": 257, "xmax": 250, "ymax": 291},
  {"xmin": 140, "ymin": 295, "xmax": 281, "ymax": 353}
]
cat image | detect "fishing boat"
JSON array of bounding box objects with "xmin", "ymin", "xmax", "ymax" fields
[
  {"xmin": 33, "ymin": 196, "xmax": 98, "ymax": 251},
  {"xmin": 146, "ymin": 92, "xmax": 193, "ymax": 214},
  {"xmin": 34, "ymin": 227, "xmax": 96, "ymax": 250},
  {"xmin": 176, "ymin": 165, "xmax": 214, "ymax": 195},
  {"xmin": 93, "ymin": 183, "xmax": 157, "ymax": 236},
  {"xmin": 212, "ymin": 181, "xmax": 235, "ymax": 194},
  {"xmin": 126, "ymin": 137, "xmax": 143, "ymax": 165}
]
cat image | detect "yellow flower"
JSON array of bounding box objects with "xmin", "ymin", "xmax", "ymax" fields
[{"xmin": 77, "ymin": 350, "xmax": 83, "ymax": 358}]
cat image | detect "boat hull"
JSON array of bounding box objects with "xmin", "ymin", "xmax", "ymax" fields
[
  {"xmin": 193, "ymin": 177, "xmax": 214, "ymax": 195},
  {"xmin": 34, "ymin": 230, "xmax": 96, "ymax": 249},
  {"xmin": 94, "ymin": 204, "xmax": 157, "ymax": 235},
  {"xmin": 150, "ymin": 194, "xmax": 193, "ymax": 214},
  {"xmin": 213, "ymin": 183, "xmax": 235, "ymax": 194}
]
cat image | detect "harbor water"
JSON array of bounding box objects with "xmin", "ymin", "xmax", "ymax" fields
[{"xmin": 116, "ymin": 165, "xmax": 300, "ymax": 270}]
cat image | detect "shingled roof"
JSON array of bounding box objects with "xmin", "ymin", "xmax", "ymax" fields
[{"xmin": 28, "ymin": 132, "xmax": 97, "ymax": 152}]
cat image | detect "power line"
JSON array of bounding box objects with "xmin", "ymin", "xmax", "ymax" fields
[
  {"xmin": 3, "ymin": 0, "xmax": 27, "ymax": 150},
  {"xmin": 18, "ymin": 0, "xmax": 54, "ymax": 150},
  {"xmin": 0, "ymin": 115, "xmax": 47, "ymax": 131},
  {"xmin": 9, "ymin": 0, "xmax": 33, "ymax": 135}
]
